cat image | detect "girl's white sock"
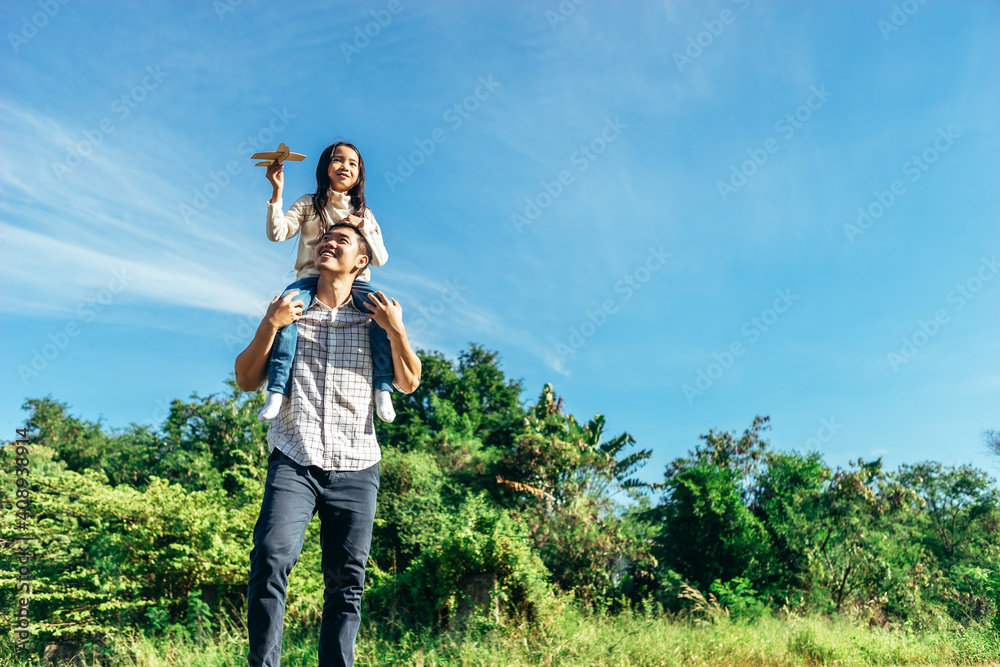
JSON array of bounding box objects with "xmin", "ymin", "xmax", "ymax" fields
[
  {"xmin": 375, "ymin": 389, "xmax": 396, "ymax": 423},
  {"xmin": 259, "ymin": 392, "xmax": 285, "ymax": 421}
]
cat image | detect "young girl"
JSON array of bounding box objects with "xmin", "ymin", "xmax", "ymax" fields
[{"xmin": 259, "ymin": 141, "xmax": 396, "ymax": 423}]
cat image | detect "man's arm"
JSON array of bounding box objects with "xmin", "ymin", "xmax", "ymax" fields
[
  {"xmin": 365, "ymin": 292, "xmax": 421, "ymax": 394},
  {"xmin": 234, "ymin": 291, "xmax": 305, "ymax": 391}
]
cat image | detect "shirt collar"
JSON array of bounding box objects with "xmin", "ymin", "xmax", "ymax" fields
[{"xmin": 308, "ymin": 291, "xmax": 361, "ymax": 313}]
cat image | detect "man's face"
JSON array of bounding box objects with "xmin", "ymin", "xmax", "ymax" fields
[{"xmin": 314, "ymin": 227, "xmax": 368, "ymax": 274}]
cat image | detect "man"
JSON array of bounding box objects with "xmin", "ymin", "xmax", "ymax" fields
[{"xmin": 234, "ymin": 221, "xmax": 421, "ymax": 667}]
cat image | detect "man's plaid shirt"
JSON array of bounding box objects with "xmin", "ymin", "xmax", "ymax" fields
[{"xmin": 267, "ymin": 295, "xmax": 381, "ymax": 471}]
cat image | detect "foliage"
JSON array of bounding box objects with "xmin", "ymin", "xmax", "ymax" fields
[
  {"xmin": 645, "ymin": 416, "xmax": 1000, "ymax": 627},
  {"xmin": 367, "ymin": 494, "xmax": 552, "ymax": 629},
  {"xmin": 652, "ymin": 458, "xmax": 771, "ymax": 592},
  {"xmin": 18, "ymin": 381, "xmax": 269, "ymax": 500},
  {"xmin": 0, "ymin": 444, "xmax": 256, "ymax": 645},
  {"xmin": 369, "ymin": 445, "xmax": 451, "ymax": 574},
  {"xmin": 5, "ymin": 342, "xmax": 1000, "ymax": 662},
  {"xmin": 375, "ymin": 344, "xmax": 526, "ymax": 454},
  {"xmin": 2, "ymin": 344, "xmax": 653, "ymax": 652},
  {"xmin": 709, "ymin": 577, "xmax": 767, "ymax": 622},
  {"xmin": 646, "ymin": 417, "xmax": 774, "ymax": 595},
  {"xmin": 490, "ymin": 384, "xmax": 657, "ymax": 603}
]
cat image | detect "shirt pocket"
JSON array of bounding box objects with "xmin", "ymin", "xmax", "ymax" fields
[{"xmin": 296, "ymin": 319, "xmax": 328, "ymax": 353}]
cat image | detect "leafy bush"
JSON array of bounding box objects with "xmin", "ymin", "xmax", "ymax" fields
[
  {"xmin": 0, "ymin": 445, "xmax": 255, "ymax": 645},
  {"xmin": 366, "ymin": 494, "xmax": 551, "ymax": 629},
  {"xmin": 645, "ymin": 416, "xmax": 1000, "ymax": 628},
  {"xmin": 710, "ymin": 577, "xmax": 767, "ymax": 621}
]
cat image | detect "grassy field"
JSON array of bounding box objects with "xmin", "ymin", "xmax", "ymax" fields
[{"xmin": 4, "ymin": 605, "xmax": 1000, "ymax": 667}]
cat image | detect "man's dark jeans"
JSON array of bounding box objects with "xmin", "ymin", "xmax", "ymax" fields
[{"xmin": 247, "ymin": 448, "xmax": 380, "ymax": 667}]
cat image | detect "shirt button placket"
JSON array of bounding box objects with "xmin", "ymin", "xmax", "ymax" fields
[{"xmin": 324, "ymin": 309, "xmax": 333, "ymax": 470}]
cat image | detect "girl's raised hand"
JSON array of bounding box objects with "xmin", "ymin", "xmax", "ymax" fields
[{"xmin": 266, "ymin": 162, "xmax": 284, "ymax": 192}]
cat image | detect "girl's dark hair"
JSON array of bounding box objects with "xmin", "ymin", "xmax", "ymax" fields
[{"xmin": 312, "ymin": 141, "xmax": 367, "ymax": 223}]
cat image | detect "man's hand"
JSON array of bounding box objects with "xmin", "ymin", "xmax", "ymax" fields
[
  {"xmin": 363, "ymin": 292, "xmax": 404, "ymax": 335},
  {"xmin": 267, "ymin": 291, "xmax": 305, "ymax": 329},
  {"xmin": 363, "ymin": 292, "xmax": 421, "ymax": 393},
  {"xmin": 236, "ymin": 290, "xmax": 303, "ymax": 392}
]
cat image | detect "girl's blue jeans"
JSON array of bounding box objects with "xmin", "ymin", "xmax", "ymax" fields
[{"xmin": 266, "ymin": 276, "xmax": 393, "ymax": 395}]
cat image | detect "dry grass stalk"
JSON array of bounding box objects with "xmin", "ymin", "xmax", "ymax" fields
[{"xmin": 678, "ymin": 582, "xmax": 728, "ymax": 623}]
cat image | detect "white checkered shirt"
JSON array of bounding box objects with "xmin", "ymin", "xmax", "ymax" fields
[{"xmin": 267, "ymin": 295, "xmax": 380, "ymax": 471}]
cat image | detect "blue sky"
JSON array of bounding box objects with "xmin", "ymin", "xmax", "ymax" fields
[{"xmin": 2, "ymin": 0, "xmax": 998, "ymax": 485}]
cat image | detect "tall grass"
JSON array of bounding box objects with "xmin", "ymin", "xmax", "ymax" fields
[{"xmin": 3, "ymin": 604, "xmax": 999, "ymax": 666}]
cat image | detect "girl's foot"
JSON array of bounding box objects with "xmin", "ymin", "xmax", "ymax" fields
[
  {"xmin": 375, "ymin": 389, "xmax": 396, "ymax": 423},
  {"xmin": 259, "ymin": 392, "xmax": 285, "ymax": 421}
]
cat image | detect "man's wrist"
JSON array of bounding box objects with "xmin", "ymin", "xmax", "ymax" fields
[{"xmin": 386, "ymin": 326, "xmax": 407, "ymax": 344}]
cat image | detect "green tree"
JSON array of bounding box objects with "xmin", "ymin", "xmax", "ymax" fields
[
  {"xmin": 376, "ymin": 344, "xmax": 526, "ymax": 453},
  {"xmin": 488, "ymin": 384, "xmax": 656, "ymax": 602},
  {"xmin": 647, "ymin": 417, "xmax": 774, "ymax": 594},
  {"xmin": 896, "ymin": 462, "xmax": 1000, "ymax": 623},
  {"xmin": 367, "ymin": 495, "xmax": 551, "ymax": 629},
  {"xmin": 18, "ymin": 383, "xmax": 269, "ymax": 499},
  {"xmin": 651, "ymin": 459, "xmax": 771, "ymax": 591},
  {"xmin": 18, "ymin": 397, "xmax": 160, "ymax": 487},
  {"xmin": 751, "ymin": 449, "xmax": 829, "ymax": 600},
  {"xmin": 155, "ymin": 381, "xmax": 269, "ymax": 499}
]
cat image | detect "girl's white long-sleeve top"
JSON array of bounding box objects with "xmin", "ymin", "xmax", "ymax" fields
[{"xmin": 266, "ymin": 190, "xmax": 388, "ymax": 282}]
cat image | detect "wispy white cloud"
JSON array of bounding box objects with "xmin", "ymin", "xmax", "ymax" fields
[
  {"xmin": 0, "ymin": 222, "xmax": 263, "ymax": 316},
  {"xmin": 0, "ymin": 99, "xmax": 290, "ymax": 318}
]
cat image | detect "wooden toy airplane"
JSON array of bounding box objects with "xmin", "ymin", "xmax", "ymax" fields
[{"xmin": 251, "ymin": 143, "xmax": 306, "ymax": 167}]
